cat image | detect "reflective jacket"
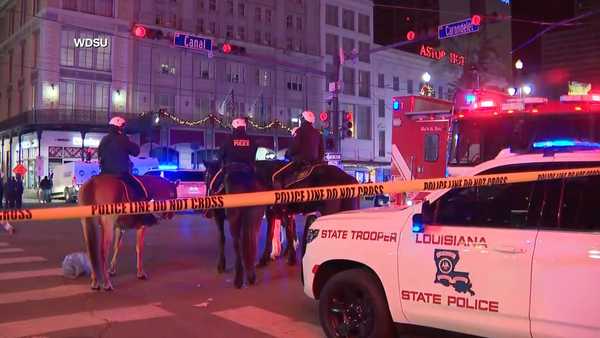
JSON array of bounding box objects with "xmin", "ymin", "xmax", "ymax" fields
[
  {"xmin": 98, "ymin": 129, "xmax": 140, "ymax": 175},
  {"xmin": 287, "ymin": 121, "xmax": 324, "ymax": 163},
  {"xmin": 219, "ymin": 128, "xmax": 258, "ymax": 166}
]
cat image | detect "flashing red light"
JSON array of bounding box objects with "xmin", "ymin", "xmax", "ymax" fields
[
  {"xmin": 406, "ymin": 31, "xmax": 416, "ymax": 41},
  {"xmin": 472, "ymin": 15, "xmax": 482, "ymax": 25},
  {"xmin": 480, "ymin": 100, "xmax": 495, "ymax": 108},
  {"xmin": 312, "ymin": 264, "xmax": 320, "ymax": 274},
  {"xmin": 222, "ymin": 43, "xmax": 232, "ymax": 54},
  {"xmin": 345, "ymin": 112, "xmax": 353, "ymax": 121},
  {"xmin": 319, "ymin": 112, "xmax": 329, "ymax": 122},
  {"xmin": 532, "ymin": 108, "xmax": 539, "ymax": 113},
  {"xmin": 507, "ymin": 110, "xmax": 514, "ymax": 114},
  {"xmin": 458, "ymin": 114, "xmax": 465, "ymax": 118},
  {"xmin": 575, "ymin": 106, "xmax": 583, "ymax": 111},
  {"xmin": 493, "ymin": 111, "xmax": 499, "ymax": 116},
  {"xmin": 133, "ymin": 25, "xmax": 147, "ymax": 38}
]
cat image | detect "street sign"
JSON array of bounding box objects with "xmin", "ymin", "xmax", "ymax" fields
[
  {"xmin": 173, "ymin": 32, "xmax": 213, "ymax": 52},
  {"xmin": 325, "ymin": 153, "xmax": 341, "ymax": 161},
  {"xmin": 13, "ymin": 163, "xmax": 27, "ymax": 176},
  {"xmin": 438, "ymin": 18, "xmax": 480, "ymax": 40}
]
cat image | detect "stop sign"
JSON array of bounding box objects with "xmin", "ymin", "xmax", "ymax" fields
[{"xmin": 13, "ymin": 163, "xmax": 27, "ymax": 176}]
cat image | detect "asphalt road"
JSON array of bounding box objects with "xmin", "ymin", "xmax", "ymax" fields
[{"xmin": 0, "ymin": 205, "xmax": 470, "ymax": 338}]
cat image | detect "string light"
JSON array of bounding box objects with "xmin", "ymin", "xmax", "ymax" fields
[{"xmin": 139, "ymin": 111, "xmax": 293, "ymax": 133}]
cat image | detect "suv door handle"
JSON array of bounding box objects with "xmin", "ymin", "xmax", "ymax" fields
[{"xmin": 493, "ymin": 246, "xmax": 527, "ymax": 254}]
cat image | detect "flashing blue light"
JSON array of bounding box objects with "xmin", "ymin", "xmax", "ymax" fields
[
  {"xmin": 532, "ymin": 139, "xmax": 600, "ymax": 150},
  {"xmin": 392, "ymin": 100, "xmax": 400, "ymax": 110},
  {"xmin": 159, "ymin": 164, "xmax": 178, "ymax": 170},
  {"xmin": 465, "ymin": 94, "xmax": 476, "ymax": 104},
  {"xmin": 412, "ymin": 223, "xmax": 424, "ymax": 233}
]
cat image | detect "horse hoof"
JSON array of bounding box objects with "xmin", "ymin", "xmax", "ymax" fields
[
  {"xmin": 234, "ymin": 275, "xmax": 244, "ymax": 289},
  {"xmin": 90, "ymin": 281, "xmax": 100, "ymax": 291},
  {"xmin": 247, "ymin": 274, "xmax": 256, "ymax": 285},
  {"xmin": 257, "ymin": 257, "xmax": 270, "ymax": 268},
  {"xmin": 103, "ymin": 282, "xmax": 114, "ymax": 291},
  {"xmin": 217, "ymin": 260, "xmax": 226, "ymax": 274},
  {"xmin": 109, "ymin": 268, "xmax": 117, "ymax": 276},
  {"xmin": 137, "ymin": 272, "xmax": 149, "ymax": 280}
]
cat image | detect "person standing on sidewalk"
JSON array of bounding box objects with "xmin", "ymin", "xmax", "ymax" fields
[
  {"xmin": 4, "ymin": 176, "xmax": 15, "ymax": 209},
  {"xmin": 0, "ymin": 173, "xmax": 4, "ymax": 209},
  {"xmin": 15, "ymin": 175, "xmax": 24, "ymax": 209}
]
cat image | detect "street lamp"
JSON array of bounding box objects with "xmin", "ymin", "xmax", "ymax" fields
[
  {"xmin": 515, "ymin": 59, "xmax": 524, "ymax": 70},
  {"xmin": 422, "ymin": 72, "xmax": 431, "ymax": 83},
  {"xmin": 507, "ymin": 87, "xmax": 517, "ymax": 96},
  {"xmin": 522, "ymin": 84, "xmax": 532, "ymax": 96}
]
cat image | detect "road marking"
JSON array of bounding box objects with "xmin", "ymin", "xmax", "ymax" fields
[
  {"xmin": 212, "ymin": 306, "xmax": 323, "ymax": 338},
  {"xmin": 0, "ymin": 303, "xmax": 174, "ymax": 338},
  {"xmin": 0, "ymin": 248, "xmax": 24, "ymax": 254},
  {"xmin": 0, "ymin": 284, "xmax": 92, "ymax": 305},
  {"xmin": 0, "ymin": 242, "xmax": 9, "ymax": 247},
  {"xmin": 0, "ymin": 268, "xmax": 62, "ymax": 281},
  {"xmin": 0, "ymin": 256, "xmax": 47, "ymax": 265}
]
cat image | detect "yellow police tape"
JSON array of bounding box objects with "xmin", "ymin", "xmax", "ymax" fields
[{"xmin": 3, "ymin": 166, "xmax": 600, "ymax": 222}]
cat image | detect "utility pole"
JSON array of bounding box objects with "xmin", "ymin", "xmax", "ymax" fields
[{"xmin": 332, "ymin": 48, "xmax": 342, "ymax": 153}]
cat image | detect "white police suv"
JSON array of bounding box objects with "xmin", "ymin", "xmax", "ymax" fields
[{"xmin": 303, "ymin": 140, "xmax": 600, "ymax": 338}]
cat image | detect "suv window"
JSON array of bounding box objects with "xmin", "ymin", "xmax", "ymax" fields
[{"xmin": 559, "ymin": 176, "xmax": 600, "ymax": 231}]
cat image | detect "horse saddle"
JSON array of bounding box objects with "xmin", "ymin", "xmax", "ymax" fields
[
  {"xmin": 208, "ymin": 162, "xmax": 254, "ymax": 196},
  {"xmin": 119, "ymin": 175, "xmax": 150, "ymax": 202},
  {"xmin": 279, "ymin": 162, "xmax": 326, "ymax": 189}
]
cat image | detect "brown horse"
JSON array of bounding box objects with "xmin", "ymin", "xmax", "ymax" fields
[{"xmin": 78, "ymin": 174, "xmax": 177, "ymax": 291}]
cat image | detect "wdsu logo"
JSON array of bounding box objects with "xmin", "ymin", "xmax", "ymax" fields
[
  {"xmin": 434, "ymin": 249, "xmax": 475, "ymax": 296},
  {"xmin": 73, "ymin": 38, "xmax": 109, "ymax": 48}
]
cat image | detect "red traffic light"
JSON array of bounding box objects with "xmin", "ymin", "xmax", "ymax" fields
[
  {"xmin": 345, "ymin": 112, "xmax": 353, "ymax": 121},
  {"xmin": 222, "ymin": 43, "xmax": 232, "ymax": 54},
  {"xmin": 319, "ymin": 112, "xmax": 329, "ymax": 122},
  {"xmin": 133, "ymin": 24, "xmax": 147, "ymax": 38},
  {"xmin": 471, "ymin": 15, "xmax": 482, "ymax": 25},
  {"xmin": 406, "ymin": 31, "xmax": 416, "ymax": 41}
]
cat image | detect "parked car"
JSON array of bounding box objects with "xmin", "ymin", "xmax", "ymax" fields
[{"xmin": 145, "ymin": 168, "xmax": 206, "ymax": 199}]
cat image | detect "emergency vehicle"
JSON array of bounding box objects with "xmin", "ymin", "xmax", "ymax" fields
[
  {"xmin": 52, "ymin": 157, "xmax": 159, "ymax": 202},
  {"xmin": 303, "ymin": 141, "xmax": 600, "ymax": 338}
]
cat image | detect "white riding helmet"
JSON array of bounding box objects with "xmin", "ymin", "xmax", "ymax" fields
[
  {"xmin": 232, "ymin": 117, "xmax": 247, "ymax": 129},
  {"xmin": 291, "ymin": 127, "xmax": 299, "ymax": 136},
  {"xmin": 109, "ymin": 116, "xmax": 126, "ymax": 128},
  {"xmin": 302, "ymin": 110, "xmax": 316, "ymax": 124}
]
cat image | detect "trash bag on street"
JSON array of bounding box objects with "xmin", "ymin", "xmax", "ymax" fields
[{"xmin": 62, "ymin": 252, "xmax": 92, "ymax": 279}]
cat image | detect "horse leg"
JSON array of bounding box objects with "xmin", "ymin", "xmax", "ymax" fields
[
  {"xmin": 81, "ymin": 218, "xmax": 100, "ymax": 290},
  {"xmin": 109, "ymin": 228, "xmax": 125, "ymax": 276},
  {"xmin": 99, "ymin": 216, "xmax": 115, "ymax": 291},
  {"xmin": 244, "ymin": 207, "xmax": 263, "ymax": 286},
  {"xmin": 258, "ymin": 209, "xmax": 275, "ymax": 267},
  {"xmin": 216, "ymin": 211, "xmax": 226, "ymax": 274},
  {"xmin": 136, "ymin": 226, "xmax": 148, "ymax": 280},
  {"xmin": 284, "ymin": 213, "xmax": 297, "ymax": 266},
  {"xmin": 301, "ymin": 213, "xmax": 319, "ymax": 259},
  {"xmin": 228, "ymin": 211, "xmax": 244, "ymax": 289}
]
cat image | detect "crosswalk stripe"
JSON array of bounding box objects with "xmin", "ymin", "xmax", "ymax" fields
[
  {"xmin": 0, "ymin": 248, "xmax": 24, "ymax": 254},
  {"xmin": 0, "ymin": 243, "xmax": 9, "ymax": 247},
  {"xmin": 212, "ymin": 306, "xmax": 323, "ymax": 338},
  {"xmin": 0, "ymin": 268, "xmax": 62, "ymax": 281},
  {"xmin": 0, "ymin": 284, "xmax": 92, "ymax": 305},
  {"xmin": 0, "ymin": 303, "xmax": 174, "ymax": 338},
  {"xmin": 0, "ymin": 256, "xmax": 47, "ymax": 265}
]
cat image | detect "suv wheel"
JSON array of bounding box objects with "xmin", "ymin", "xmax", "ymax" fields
[{"xmin": 319, "ymin": 269, "xmax": 395, "ymax": 338}]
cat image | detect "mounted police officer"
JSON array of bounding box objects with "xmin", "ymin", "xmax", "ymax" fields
[
  {"xmin": 273, "ymin": 110, "xmax": 324, "ymax": 189},
  {"xmin": 98, "ymin": 116, "xmax": 148, "ymax": 201}
]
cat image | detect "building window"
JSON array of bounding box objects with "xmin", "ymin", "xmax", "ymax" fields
[
  {"xmin": 356, "ymin": 105, "xmax": 371, "ymax": 140},
  {"xmin": 379, "ymin": 130, "xmax": 385, "ymax": 157},
  {"xmin": 18, "ymin": 89, "xmax": 24, "ymax": 113},
  {"xmin": 325, "ymin": 33, "xmax": 338, "ymax": 56},
  {"xmin": 378, "ymin": 99, "xmax": 385, "ymax": 117},
  {"xmin": 325, "ymin": 63, "xmax": 335, "ymax": 91},
  {"xmin": 75, "ymin": 82, "xmax": 93, "ymax": 110},
  {"xmin": 8, "ymin": 50, "xmax": 13, "ymax": 82},
  {"xmin": 59, "ymin": 81, "xmax": 75, "ymax": 111},
  {"xmin": 296, "ymin": 17, "xmax": 303, "ymax": 31},
  {"xmin": 63, "ymin": 0, "xmax": 77, "ymax": 10},
  {"xmin": 257, "ymin": 69, "xmax": 271, "ymax": 87},
  {"xmin": 226, "ymin": 25, "xmax": 234, "ymax": 39},
  {"xmin": 342, "ymin": 67, "xmax": 355, "ymax": 96},
  {"xmin": 80, "ymin": 0, "xmax": 95, "ymax": 14},
  {"xmin": 226, "ymin": 0, "xmax": 233, "ymax": 15},
  {"xmin": 197, "ymin": 0, "xmax": 204, "ymax": 11},
  {"xmin": 194, "ymin": 58, "xmax": 214, "ymax": 80},
  {"xmin": 156, "ymin": 93, "xmax": 175, "ymax": 112},
  {"xmin": 286, "ymin": 15, "xmax": 293, "ymax": 29},
  {"xmin": 358, "ymin": 71, "xmax": 370, "ymax": 98},
  {"xmin": 32, "ymin": 32, "xmax": 39, "ymax": 68},
  {"xmin": 207, "ymin": 22, "xmax": 216, "ymax": 35},
  {"xmin": 287, "ymin": 74, "xmax": 303, "ymax": 91},
  {"xmin": 238, "ymin": 3, "xmax": 245, "ymax": 16},
  {"xmin": 264, "ymin": 31, "xmax": 272, "ymax": 45},
  {"xmin": 196, "ymin": 19, "xmax": 204, "ymax": 33},
  {"xmin": 209, "ymin": 0, "xmax": 216, "ymax": 11},
  {"xmin": 407, "ymin": 79, "xmax": 414, "ymax": 94},
  {"xmin": 378, "ymin": 73, "xmax": 384, "ymax": 88},
  {"xmin": 424, "ymin": 133, "xmax": 439, "ymax": 162},
  {"xmin": 237, "ymin": 26, "xmax": 245, "ymax": 40},
  {"xmin": 265, "ymin": 9, "xmax": 272, "ymax": 23},
  {"xmin": 95, "ymin": 83, "xmax": 109, "ymax": 111},
  {"xmin": 254, "ymin": 30, "xmax": 261, "ymax": 44},
  {"xmin": 20, "ymin": 0, "xmax": 26, "ymax": 25},
  {"xmin": 255, "ymin": 7, "xmax": 262, "ymax": 21},
  {"xmin": 96, "ymin": 0, "xmax": 113, "ymax": 17},
  {"xmin": 358, "ymin": 14, "xmax": 370, "ymax": 35},
  {"xmin": 77, "ymin": 32, "xmax": 94, "ymax": 69},
  {"xmin": 342, "ymin": 9, "xmax": 355, "ymax": 30},
  {"xmin": 286, "ymin": 38, "xmax": 293, "ymax": 50},
  {"xmin": 20, "ymin": 42, "xmax": 25, "ymax": 77},
  {"xmin": 438, "ymin": 86, "xmax": 444, "ymax": 99},
  {"xmin": 342, "ymin": 37, "xmax": 354, "ymax": 54},
  {"xmin": 393, "ymin": 76, "xmax": 399, "ymax": 91},
  {"xmin": 358, "ymin": 41, "xmax": 370, "ymax": 63},
  {"xmin": 159, "ymin": 54, "xmax": 177, "ymax": 75},
  {"xmin": 325, "ymin": 4, "xmax": 338, "ymax": 26},
  {"xmin": 226, "ymin": 62, "xmax": 245, "ymax": 83},
  {"xmin": 294, "ymin": 39, "xmax": 303, "ymax": 52},
  {"xmin": 60, "ymin": 30, "xmax": 76, "ymax": 66}
]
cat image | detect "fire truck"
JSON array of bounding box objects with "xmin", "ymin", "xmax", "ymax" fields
[{"xmin": 391, "ymin": 88, "xmax": 600, "ymax": 204}]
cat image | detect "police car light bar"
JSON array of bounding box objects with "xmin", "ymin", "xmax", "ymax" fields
[
  {"xmin": 159, "ymin": 164, "xmax": 178, "ymax": 170},
  {"xmin": 560, "ymin": 94, "xmax": 600, "ymax": 103},
  {"xmin": 532, "ymin": 139, "xmax": 600, "ymax": 149}
]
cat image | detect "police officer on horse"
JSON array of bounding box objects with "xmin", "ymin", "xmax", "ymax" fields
[{"xmin": 273, "ymin": 110, "xmax": 324, "ymax": 189}]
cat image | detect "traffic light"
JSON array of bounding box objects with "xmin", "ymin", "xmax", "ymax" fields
[
  {"xmin": 342, "ymin": 111, "xmax": 354, "ymax": 138},
  {"xmin": 132, "ymin": 24, "xmax": 164, "ymax": 39},
  {"xmin": 319, "ymin": 111, "xmax": 330, "ymax": 133},
  {"xmin": 218, "ymin": 43, "xmax": 246, "ymax": 55},
  {"xmin": 406, "ymin": 30, "xmax": 416, "ymax": 41}
]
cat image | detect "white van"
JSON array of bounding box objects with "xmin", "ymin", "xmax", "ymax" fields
[{"xmin": 51, "ymin": 157, "xmax": 159, "ymax": 202}]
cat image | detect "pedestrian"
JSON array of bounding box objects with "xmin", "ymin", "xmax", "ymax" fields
[
  {"xmin": 15, "ymin": 175, "xmax": 24, "ymax": 209},
  {"xmin": 0, "ymin": 173, "xmax": 4, "ymax": 209},
  {"xmin": 41, "ymin": 175, "xmax": 52, "ymax": 203},
  {"xmin": 4, "ymin": 176, "xmax": 15, "ymax": 209}
]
